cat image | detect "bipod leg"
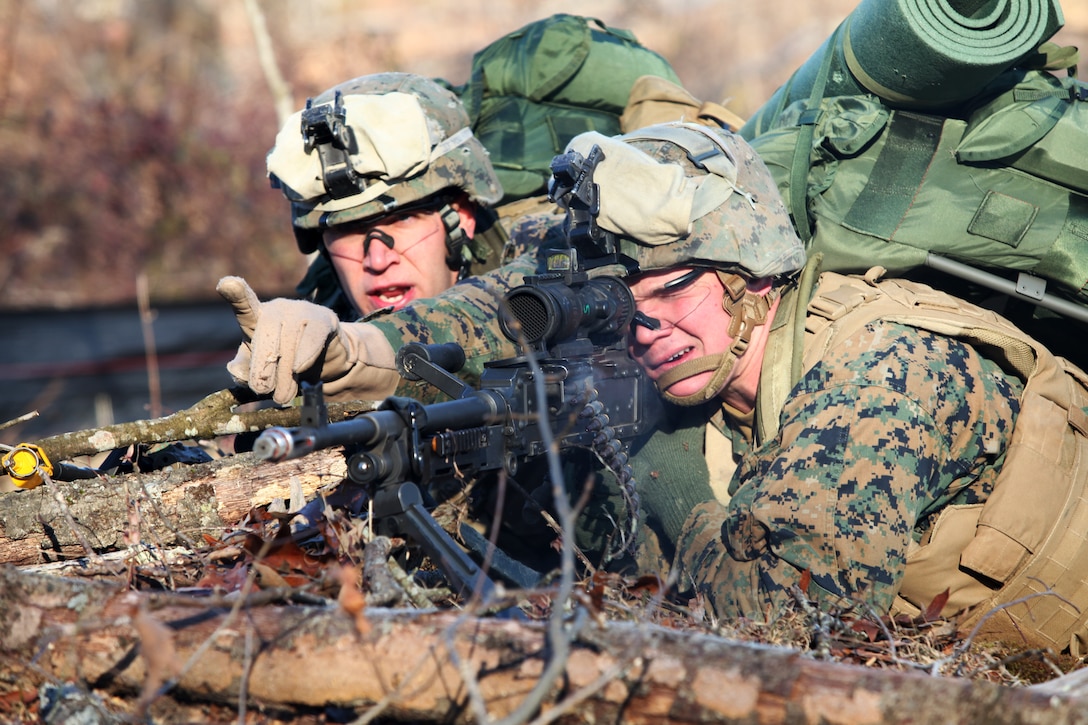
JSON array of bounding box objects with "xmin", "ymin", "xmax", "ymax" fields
[{"xmin": 371, "ymin": 480, "xmax": 500, "ymax": 606}]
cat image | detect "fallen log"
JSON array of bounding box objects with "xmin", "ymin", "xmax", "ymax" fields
[
  {"xmin": 0, "ymin": 567, "xmax": 1083, "ymax": 724},
  {"xmin": 0, "ymin": 449, "xmax": 346, "ymax": 566},
  {"xmin": 0, "ymin": 389, "xmax": 377, "ymax": 567}
]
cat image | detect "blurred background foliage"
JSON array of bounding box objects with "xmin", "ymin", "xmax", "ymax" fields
[{"xmin": 0, "ymin": 0, "xmax": 1085, "ymax": 311}]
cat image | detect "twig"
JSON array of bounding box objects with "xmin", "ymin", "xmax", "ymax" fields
[
  {"xmin": 948, "ymin": 582, "xmax": 1078, "ymax": 678},
  {"xmin": 145, "ymin": 586, "xmax": 326, "ymax": 611},
  {"xmin": 440, "ymin": 334, "xmax": 582, "ymax": 725},
  {"xmin": 0, "ymin": 410, "xmax": 38, "ymax": 433},
  {"xmin": 387, "ymin": 557, "xmax": 449, "ymax": 609},
  {"xmin": 540, "ymin": 509, "xmax": 595, "ymax": 576},
  {"xmin": 787, "ymin": 585, "xmax": 836, "ymax": 659},
  {"xmin": 349, "ymin": 644, "xmax": 453, "ymax": 725},
  {"xmin": 444, "ymin": 617, "xmax": 491, "ymax": 724},
  {"xmin": 124, "ymin": 475, "xmax": 185, "ymax": 591},
  {"xmin": 528, "ymin": 616, "xmax": 637, "ymax": 725},
  {"xmin": 488, "ymin": 339, "xmax": 581, "ymax": 725},
  {"xmin": 136, "ymin": 272, "xmax": 162, "ymax": 419},
  {"xmin": 135, "ymin": 475, "xmax": 200, "ymax": 552},
  {"xmin": 149, "ymin": 533, "xmax": 285, "ymax": 706},
  {"xmin": 329, "ymin": 501, "xmax": 440, "ymax": 608},
  {"xmin": 362, "ymin": 536, "xmax": 403, "ymax": 607},
  {"xmin": 242, "ymin": 0, "xmax": 294, "ymax": 124},
  {"xmin": 850, "ymin": 599, "xmax": 902, "ymax": 666},
  {"xmin": 29, "ymin": 388, "xmax": 378, "ymax": 463},
  {"xmin": 962, "ymin": 647, "xmax": 1063, "ymax": 682},
  {"xmin": 47, "ymin": 473, "xmax": 104, "ymax": 566},
  {"xmin": 150, "ymin": 567, "xmax": 261, "ymax": 706},
  {"xmin": 238, "ymin": 621, "xmax": 256, "ymax": 723},
  {"xmin": 471, "ymin": 469, "xmax": 509, "ymax": 607}
]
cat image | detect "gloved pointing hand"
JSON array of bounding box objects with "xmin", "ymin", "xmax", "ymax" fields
[{"xmin": 217, "ymin": 276, "xmax": 399, "ymax": 404}]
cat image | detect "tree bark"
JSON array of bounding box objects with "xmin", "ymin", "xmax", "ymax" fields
[
  {"xmin": 0, "ymin": 449, "xmax": 346, "ymax": 567},
  {"xmin": 1, "ymin": 567, "xmax": 1084, "ymax": 725},
  {"xmin": 27, "ymin": 387, "xmax": 376, "ymax": 462}
]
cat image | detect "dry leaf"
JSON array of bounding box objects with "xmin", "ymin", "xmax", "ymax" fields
[
  {"xmin": 922, "ymin": 589, "xmax": 951, "ymax": 623},
  {"xmin": 798, "ymin": 568, "xmax": 812, "ymax": 594},
  {"xmin": 336, "ymin": 565, "xmax": 370, "ymax": 636}
]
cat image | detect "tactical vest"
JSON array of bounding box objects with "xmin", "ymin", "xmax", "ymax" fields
[{"xmin": 760, "ymin": 265, "xmax": 1088, "ymax": 652}]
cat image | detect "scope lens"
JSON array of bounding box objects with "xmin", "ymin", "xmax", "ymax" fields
[
  {"xmin": 500, "ymin": 277, "xmax": 633, "ymax": 347},
  {"xmin": 504, "ymin": 290, "xmax": 551, "ymax": 343}
]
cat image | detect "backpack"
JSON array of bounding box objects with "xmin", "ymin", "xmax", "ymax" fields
[
  {"xmin": 739, "ymin": 18, "xmax": 1088, "ymax": 363},
  {"xmin": 768, "ymin": 267, "xmax": 1088, "ymax": 653},
  {"xmin": 300, "ymin": 15, "xmax": 684, "ymax": 316},
  {"xmin": 448, "ymin": 14, "xmax": 681, "ymax": 205}
]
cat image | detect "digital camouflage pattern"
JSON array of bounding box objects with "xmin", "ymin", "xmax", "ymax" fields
[
  {"xmin": 366, "ymin": 210, "xmax": 563, "ymax": 395},
  {"xmin": 269, "ymin": 72, "xmax": 503, "ymax": 254},
  {"xmin": 360, "ymin": 242, "xmax": 1032, "ymax": 618},
  {"xmin": 328, "ymin": 126, "xmax": 1039, "ymax": 624},
  {"xmin": 566, "ymin": 123, "xmax": 805, "ymax": 279},
  {"xmin": 674, "ymin": 317, "xmax": 1023, "ymax": 617}
]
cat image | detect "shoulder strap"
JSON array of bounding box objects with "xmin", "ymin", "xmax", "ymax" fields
[
  {"xmin": 787, "ymin": 23, "xmax": 843, "ymax": 242},
  {"xmin": 755, "ymin": 254, "xmax": 821, "ymax": 445}
]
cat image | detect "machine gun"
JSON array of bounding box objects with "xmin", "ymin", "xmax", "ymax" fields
[{"xmin": 252, "ymin": 145, "xmax": 658, "ymax": 604}]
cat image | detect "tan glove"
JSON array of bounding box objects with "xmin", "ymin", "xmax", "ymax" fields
[{"xmin": 216, "ymin": 276, "xmax": 400, "ymax": 404}]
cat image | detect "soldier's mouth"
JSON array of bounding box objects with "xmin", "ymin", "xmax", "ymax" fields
[
  {"xmin": 371, "ymin": 287, "xmax": 412, "ymax": 306},
  {"xmin": 664, "ymin": 346, "xmax": 693, "ymax": 365},
  {"xmin": 646, "ymin": 346, "xmax": 695, "ymax": 377}
]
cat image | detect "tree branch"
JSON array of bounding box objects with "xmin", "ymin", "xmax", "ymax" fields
[{"xmin": 26, "ymin": 388, "xmax": 377, "ymax": 463}]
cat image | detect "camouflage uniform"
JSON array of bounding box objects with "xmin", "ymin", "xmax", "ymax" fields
[
  {"xmin": 672, "ymin": 292, "xmax": 1024, "ymax": 617},
  {"xmin": 367, "ymin": 210, "xmax": 562, "ymax": 395},
  {"xmin": 326, "ymin": 122, "xmax": 1053, "ymax": 626},
  {"xmin": 363, "ymin": 246, "xmax": 1029, "ymax": 617}
]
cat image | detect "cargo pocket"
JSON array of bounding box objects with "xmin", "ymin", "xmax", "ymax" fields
[{"xmin": 898, "ymin": 503, "xmax": 999, "ymax": 617}]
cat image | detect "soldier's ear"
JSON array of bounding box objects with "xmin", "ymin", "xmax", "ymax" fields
[{"xmin": 451, "ymin": 196, "xmax": 477, "ymax": 239}]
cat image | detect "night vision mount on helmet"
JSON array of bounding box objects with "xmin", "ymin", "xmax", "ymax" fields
[
  {"xmin": 551, "ymin": 123, "xmax": 806, "ymax": 405},
  {"xmin": 267, "ymin": 72, "xmax": 503, "ymax": 272}
]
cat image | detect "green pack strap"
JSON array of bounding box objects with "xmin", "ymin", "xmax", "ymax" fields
[
  {"xmin": 788, "ymin": 23, "xmax": 843, "ymax": 242},
  {"xmin": 1013, "ymin": 87, "xmax": 1081, "ymax": 103},
  {"xmin": 1021, "ymin": 41, "xmax": 1080, "ymax": 74},
  {"xmin": 841, "ymin": 111, "xmax": 944, "ymax": 240},
  {"xmin": 754, "ymin": 253, "xmax": 823, "ymax": 447}
]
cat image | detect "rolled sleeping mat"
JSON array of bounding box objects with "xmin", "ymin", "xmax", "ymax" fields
[
  {"xmin": 740, "ymin": 0, "xmax": 1065, "ymax": 138},
  {"xmin": 845, "ymin": 0, "xmax": 1065, "ymax": 106}
]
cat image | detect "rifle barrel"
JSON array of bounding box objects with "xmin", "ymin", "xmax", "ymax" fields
[
  {"xmin": 254, "ymin": 410, "xmax": 394, "ymax": 462},
  {"xmin": 253, "ymin": 395, "xmax": 503, "ymax": 463}
]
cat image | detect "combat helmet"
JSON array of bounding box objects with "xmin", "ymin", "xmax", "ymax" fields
[
  {"xmin": 560, "ymin": 122, "xmax": 806, "ymax": 405},
  {"xmin": 267, "ymin": 72, "xmax": 503, "ymax": 270}
]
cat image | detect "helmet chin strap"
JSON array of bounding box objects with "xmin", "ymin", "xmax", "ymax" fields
[
  {"xmin": 654, "ymin": 272, "xmax": 775, "ymax": 406},
  {"xmin": 437, "ymin": 202, "xmax": 471, "ymax": 280}
]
